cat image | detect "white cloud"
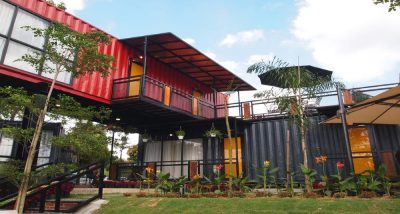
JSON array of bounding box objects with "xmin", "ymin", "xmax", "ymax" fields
[
  {"xmin": 293, "ymin": 0, "xmax": 400, "ymax": 83},
  {"xmin": 53, "ymin": 0, "xmax": 87, "ymax": 14},
  {"xmin": 247, "ymin": 53, "xmax": 274, "ymax": 65},
  {"xmin": 183, "ymin": 38, "xmax": 195, "ymax": 45},
  {"xmin": 203, "ymin": 50, "xmax": 217, "ymax": 60},
  {"xmin": 220, "ymin": 60, "xmax": 240, "ymax": 71},
  {"xmin": 219, "ymin": 29, "xmax": 264, "ymax": 47}
]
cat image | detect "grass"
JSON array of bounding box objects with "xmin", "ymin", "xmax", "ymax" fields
[{"xmin": 96, "ymin": 194, "xmax": 400, "ymax": 214}]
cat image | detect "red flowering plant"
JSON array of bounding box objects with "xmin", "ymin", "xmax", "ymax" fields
[
  {"xmin": 210, "ymin": 164, "xmax": 225, "ymax": 193},
  {"xmin": 330, "ymin": 161, "xmax": 356, "ymax": 195},
  {"xmin": 315, "ymin": 155, "xmax": 329, "ymax": 195}
]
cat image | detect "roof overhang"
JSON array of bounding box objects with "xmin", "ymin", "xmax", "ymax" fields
[{"xmin": 120, "ymin": 33, "xmax": 256, "ymax": 91}]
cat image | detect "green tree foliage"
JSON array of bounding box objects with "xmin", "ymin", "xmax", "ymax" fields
[
  {"xmin": 374, "ymin": 0, "xmax": 400, "ymax": 11},
  {"xmin": 14, "ymin": 22, "xmax": 113, "ymax": 213},
  {"xmin": 46, "ymin": 0, "xmax": 67, "ymax": 10},
  {"xmin": 127, "ymin": 144, "xmax": 138, "ymax": 163},
  {"xmin": 0, "ymin": 87, "xmax": 34, "ymax": 121},
  {"xmin": 52, "ymin": 122, "xmax": 110, "ymax": 165},
  {"xmin": 115, "ymin": 135, "xmax": 129, "ymax": 161},
  {"xmin": 0, "ymin": 160, "xmax": 74, "ymax": 189}
]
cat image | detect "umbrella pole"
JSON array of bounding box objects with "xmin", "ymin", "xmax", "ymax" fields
[{"xmin": 336, "ymin": 85, "xmax": 354, "ymax": 173}]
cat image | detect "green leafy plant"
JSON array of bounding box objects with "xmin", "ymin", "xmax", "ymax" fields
[
  {"xmin": 188, "ymin": 175, "xmax": 202, "ymax": 194},
  {"xmin": 285, "ymin": 171, "xmax": 296, "ymax": 196},
  {"xmin": 141, "ymin": 132, "xmax": 151, "ymax": 142},
  {"xmin": 232, "ymin": 176, "xmax": 251, "ymax": 193},
  {"xmin": 257, "ymin": 160, "xmax": 279, "ymax": 195},
  {"xmin": 376, "ymin": 164, "xmax": 391, "ymax": 196},
  {"xmin": 205, "ymin": 164, "xmax": 225, "ymax": 193},
  {"xmin": 300, "ymin": 164, "xmax": 317, "ymax": 192},
  {"xmin": 204, "ymin": 127, "xmax": 223, "ymax": 138},
  {"xmin": 155, "ymin": 171, "xmax": 171, "ymax": 194},
  {"xmin": 175, "ymin": 127, "xmax": 185, "ymax": 139}
]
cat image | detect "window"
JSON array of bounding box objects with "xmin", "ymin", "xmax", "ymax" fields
[
  {"xmin": 0, "ymin": 0, "xmax": 73, "ymax": 84},
  {"xmin": 4, "ymin": 41, "xmax": 39, "ymax": 74},
  {"xmin": 41, "ymin": 60, "xmax": 72, "ymax": 84},
  {"xmin": 0, "ymin": 0, "xmax": 15, "ymax": 35},
  {"xmin": 0, "ymin": 37, "xmax": 5, "ymax": 59},
  {"xmin": 11, "ymin": 9, "xmax": 48, "ymax": 48},
  {"xmin": 0, "ymin": 134, "xmax": 14, "ymax": 162},
  {"xmin": 144, "ymin": 139, "xmax": 203, "ymax": 178},
  {"xmin": 37, "ymin": 130, "xmax": 53, "ymax": 166}
]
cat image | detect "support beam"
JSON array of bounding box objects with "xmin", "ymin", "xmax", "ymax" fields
[
  {"xmin": 336, "ymin": 85, "xmax": 354, "ymax": 173},
  {"xmin": 141, "ymin": 36, "xmax": 148, "ymax": 99},
  {"xmin": 237, "ymin": 91, "xmax": 242, "ymax": 118},
  {"xmin": 160, "ymin": 136, "xmax": 164, "ymax": 171},
  {"xmin": 234, "ymin": 118, "xmax": 239, "ymax": 178},
  {"xmin": 108, "ymin": 128, "xmax": 115, "ymax": 176},
  {"xmin": 180, "ymin": 139, "xmax": 184, "ymax": 177}
]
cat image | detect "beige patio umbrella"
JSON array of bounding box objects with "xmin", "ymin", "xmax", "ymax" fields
[{"xmin": 324, "ymin": 86, "xmax": 400, "ymax": 125}]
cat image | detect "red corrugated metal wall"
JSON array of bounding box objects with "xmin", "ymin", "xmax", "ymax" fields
[
  {"xmin": 11, "ymin": 0, "xmax": 226, "ymax": 114},
  {"xmin": 11, "ymin": 0, "xmax": 129, "ymax": 103}
]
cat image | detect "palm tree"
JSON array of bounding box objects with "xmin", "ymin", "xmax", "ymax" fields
[{"xmin": 247, "ymin": 57, "xmax": 342, "ymax": 192}]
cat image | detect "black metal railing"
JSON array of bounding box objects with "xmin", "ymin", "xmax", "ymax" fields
[
  {"xmin": 215, "ymin": 82, "xmax": 399, "ymax": 120},
  {"xmin": 114, "ymin": 158, "xmax": 240, "ymax": 181},
  {"xmin": 0, "ymin": 162, "xmax": 104, "ymax": 213},
  {"xmin": 111, "ymin": 75, "xmax": 216, "ymax": 119},
  {"xmin": 112, "ymin": 76, "xmax": 399, "ymax": 121}
]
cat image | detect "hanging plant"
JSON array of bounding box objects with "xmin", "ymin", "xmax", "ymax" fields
[
  {"xmin": 204, "ymin": 127, "xmax": 223, "ymax": 138},
  {"xmin": 142, "ymin": 132, "xmax": 150, "ymax": 143},
  {"xmin": 175, "ymin": 126, "xmax": 185, "ymax": 140}
]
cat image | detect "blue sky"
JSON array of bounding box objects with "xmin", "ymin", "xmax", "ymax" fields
[{"xmin": 60, "ymin": 0, "xmax": 400, "ymax": 92}]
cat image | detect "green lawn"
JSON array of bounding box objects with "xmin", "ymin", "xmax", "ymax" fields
[{"xmin": 96, "ymin": 194, "xmax": 400, "ymax": 214}]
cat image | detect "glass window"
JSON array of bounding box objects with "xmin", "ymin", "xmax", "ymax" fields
[
  {"xmin": 11, "ymin": 9, "xmax": 48, "ymax": 48},
  {"xmin": 4, "ymin": 41, "xmax": 40, "ymax": 74},
  {"xmin": 0, "ymin": 0, "xmax": 15, "ymax": 35},
  {"xmin": 37, "ymin": 130, "xmax": 53, "ymax": 166},
  {"xmin": 0, "ymin": 135, "xmax": 14, "ymax": 161},
  {"xmin": 41, "ymin": 60, "xmax": 72, "ymax": 84},
  {"xmin": 0, "ymin": 37, "xmax": 5, "ymax": 59}
]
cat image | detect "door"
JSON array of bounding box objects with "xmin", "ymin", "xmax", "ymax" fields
[
  {"xmin": 128, "ymin": 62, "xmax": 143, "ymax": 97},
  {"xmin": 224, "ymin": 137, "xmax": 243, "ymax": 177},
  {"xmin": 349, "ymin": 127, "xmax": 375, "ymax": 174},
  {"xmin": 192, "ymin": 90, "xmax": 202, "ymax": 116}
]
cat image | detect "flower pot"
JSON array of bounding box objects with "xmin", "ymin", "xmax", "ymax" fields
[
  {"xmin": 210, "ymin": 133, "xmax": 217, "ymax": 138},
  {"xmin": 142, "ymin": 138, "xmax": 148, "ymax": 143},
  {"xmin": 177, "ymin": 135, "xmax": 184, "ymax": 140}
]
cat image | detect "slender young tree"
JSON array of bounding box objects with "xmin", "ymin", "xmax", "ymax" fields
[
  {"xmin": 247, "ymin": 57, "xmax": 341, "ymax": 192},
  {"xmin": 222, "ymin": 80, "xmax": 239, "ymax": 196},
  {"xmin": 14, "ymin": 23, "xmax": 114, "ymax": 213}
]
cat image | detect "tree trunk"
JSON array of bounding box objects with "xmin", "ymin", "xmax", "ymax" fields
[
  {"xmin": 224, "ymin": 96, "xmax": 233, "ymax": 196},
  {"xmin": 15, "ymin": 69, "xmax": 60, "ymax": 214},
  {"xmin": 285, "ymin": 129, "xmax": 290, "ymax": 191},
  {"xmin": 300, "ymin": 117, "xmax": 311, "ymax": 192}
]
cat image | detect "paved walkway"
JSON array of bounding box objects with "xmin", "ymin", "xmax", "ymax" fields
[
  {"xmin": 75, "ymin": 199, "xmax": 108, "ymax": 214},
  {"xmin": 71, "ymin": 188, "xmax": 154, "ymax": 195}
]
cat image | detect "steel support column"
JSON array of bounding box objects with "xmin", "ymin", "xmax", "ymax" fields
[
  {"xmin": 336, "ymin": 85, "xmax": 354, "ymax": 173},
  {"xmin": 180, "ymin": 139, "xmax": 184, "ymax": 176},
  {"xmin": 141, "ymin": 36, "xmax": 148, "ymax": 98}
]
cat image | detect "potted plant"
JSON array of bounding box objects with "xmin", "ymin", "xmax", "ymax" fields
[
  {"xmin": 175, "ymin": 127, "xmax": 185, "ymax": 140},
  {"xmin": 204, "ymin": 127, "xmax": 223, "ymax": 138},
  {"xmin": 142, "ymin": 132, "xmax": 150, "ymax": 143}
]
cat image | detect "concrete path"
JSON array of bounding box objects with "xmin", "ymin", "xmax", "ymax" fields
[{"xmin": 75, "ymin": 199, "xmax": 108, "ymax": 214}]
